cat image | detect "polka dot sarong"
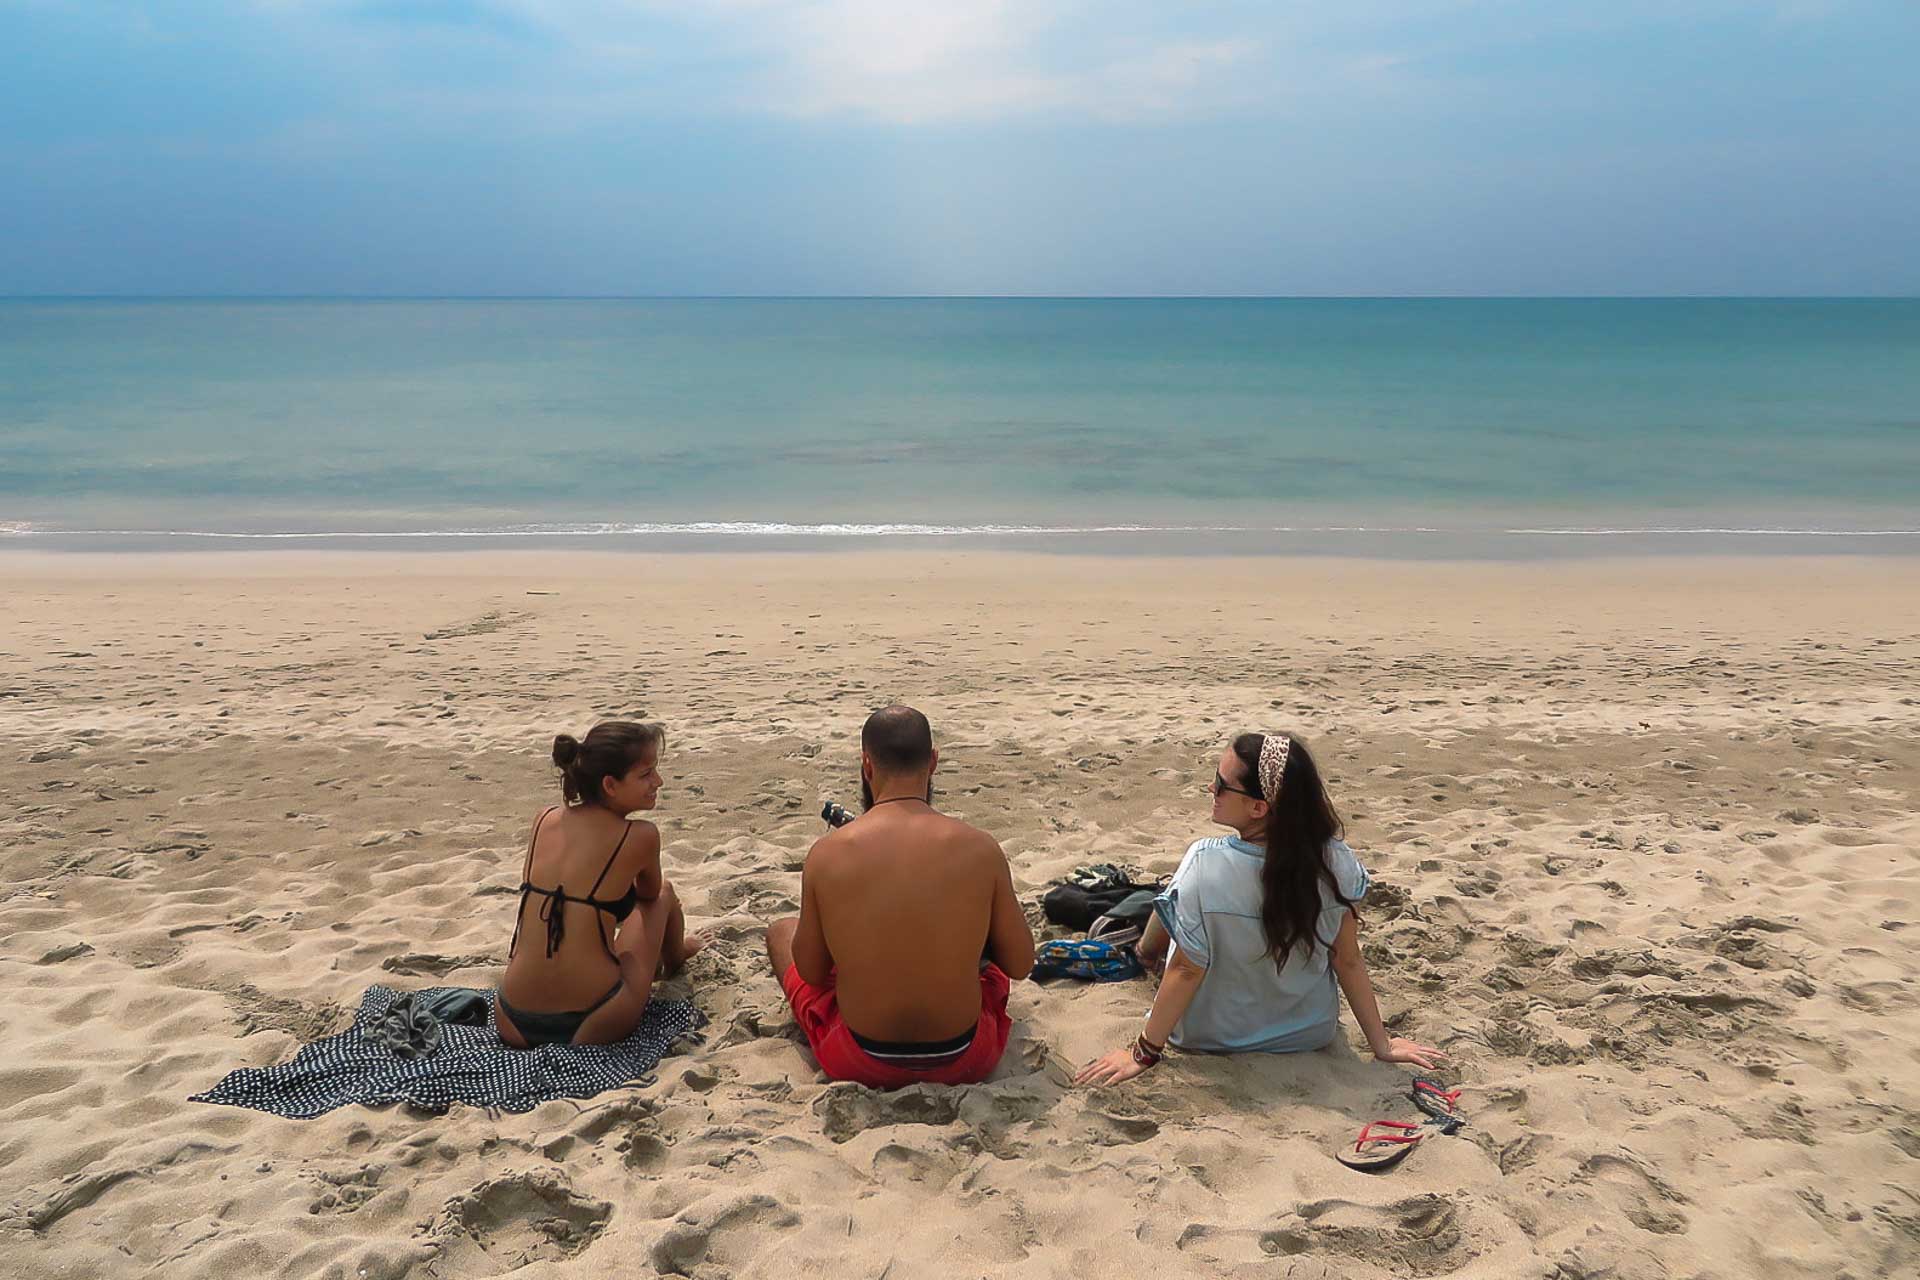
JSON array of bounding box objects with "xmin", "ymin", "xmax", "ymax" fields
[{"xmin": 189, "ymin": 985, "xmax": 701, "ymax": 1119}]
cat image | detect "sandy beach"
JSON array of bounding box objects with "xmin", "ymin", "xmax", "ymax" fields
[{"xmin": 1, "ymin": 550, "xmax": 1915, "ymax": 1280}]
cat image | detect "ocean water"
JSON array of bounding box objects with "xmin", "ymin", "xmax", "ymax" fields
[{"xmin": 2, "ymin": 298, "xmax": 1916, "ymax": 554}]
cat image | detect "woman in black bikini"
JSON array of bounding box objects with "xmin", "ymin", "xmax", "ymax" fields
[{"xmin": 496, "ymin": 721, "xmax": 705, "ymax": 1048}]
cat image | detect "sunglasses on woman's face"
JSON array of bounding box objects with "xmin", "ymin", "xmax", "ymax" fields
[{"xmin": 1211, "ymin": 772, "xmax": 1262, "ymax": 801}]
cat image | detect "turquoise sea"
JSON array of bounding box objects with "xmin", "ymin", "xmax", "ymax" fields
[{"xmin": 2, "ymin": 298, "xmax": 1916, "ymax": 555}]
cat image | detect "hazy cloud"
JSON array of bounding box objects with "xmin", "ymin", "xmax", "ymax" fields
[
  {"xmin": 256, "ymin": 1, "xmax": 1411, "ymax": 124},
  {"xmin": 4, "ymin": 0, "xmax": 1914, "ymax": 294}
]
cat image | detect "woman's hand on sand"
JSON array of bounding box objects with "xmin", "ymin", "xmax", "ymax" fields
[
  {"xmin": 1074, "ymin": 1046, "xmax": 1151, "ymax": 1086},
  {"xmin": 1372, "ymin": 1036, "xmax": 1446, "ymax": 1069}
]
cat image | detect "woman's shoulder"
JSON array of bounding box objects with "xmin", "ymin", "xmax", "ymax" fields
[
  {"xmin": 1324, "ymin": 838, "xmax": 1370, "ymax": 900},
  {"xmin": 1170, "ymin": 835, "xmax": 1244, "ymax": 884},
  {"xmin": 1179, "ymin": 834, "xmax": 1238, "ymax": 864},
  {"xmin": 620, "ymin": 817, "xmax": 662, "ymax": 857}
]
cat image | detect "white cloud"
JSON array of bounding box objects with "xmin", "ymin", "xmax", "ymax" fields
[
  {"xmin": 498, "ymin": 1, "xmax": 1297, "ymax": 123},
  {"xmin": 232, "ymin": 0, "xmax": 1861, "ymax": 126}
]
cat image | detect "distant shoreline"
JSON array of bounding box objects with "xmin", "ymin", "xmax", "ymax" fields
[
  {"xmin": 5, "ymin": 523, "xmax": 1919, "ymax": 560},
  {"xmin": 6, "ymin": 294, "xmax": 1920, "ymax": 302}
]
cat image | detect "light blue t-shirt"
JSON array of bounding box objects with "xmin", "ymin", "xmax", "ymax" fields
[{"xmin": 1152, "ymin": 835, "xmax": 1369, "ymax": 1054}]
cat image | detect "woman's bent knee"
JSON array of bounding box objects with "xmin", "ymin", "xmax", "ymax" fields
[{"xmin": 617, "ymin": 897, "xmax": 671, "ymax": 959}]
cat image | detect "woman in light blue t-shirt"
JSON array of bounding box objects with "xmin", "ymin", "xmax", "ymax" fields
[{"xmin": 1075, "ymin": 732, "xmax": 1442, "ymax": 1085}]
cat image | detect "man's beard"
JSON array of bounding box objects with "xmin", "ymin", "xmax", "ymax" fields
[{"xmin": 860, "ymin": 775, "xmax": 934, "ymax": 811}]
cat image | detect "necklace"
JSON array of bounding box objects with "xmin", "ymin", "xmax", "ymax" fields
[{"xmin": 867, "ymin": 795, "xmax": 929, "ymax": 810}]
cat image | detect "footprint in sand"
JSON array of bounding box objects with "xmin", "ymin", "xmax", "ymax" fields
[
  {"xmin": 704, "ymin": 874, "xmax": 797, "ymax": 916},
  {"xmin": 1174, "ymin": 1223, "xmax": 1337, "ymax": 1273},
  {"xmin": 540, "ymin": 1097, "xmax": 673, "ymax": 1168},
  {"xmin": 870, "ymin": 1140, "xmax": 969, "ymax": 1189},
  {"xmin": 1173, "ymin": 1194, "xmax": 1467, "ymax": 1276},
  {"xmin": 1076, "ymin": 1107, "xmax": 1161, "ymax": 1146},
  {"xmin": 427, "ymin": 1172, "xmax": 612, "ymax": 1271},
  {"xmin": 812, "ymin": 1079, "xmax": 1058, "ymax": 1145},
  {"xmin": 813, "ymin": 1085, "xmax": 961, "ymax": 1141},
  {"xmin": 1267, "ymin": 1193, "xmax": 1470, "ymax": 1278},
  {"xmin": 307, "ymin": 1163, "xmax": 384, "ymax": 1215},
  {"xmin": 708, "ymin": 1004, "xmax": 805, "ymax": 1051},
  {"xmin": 648, "ymin": 1192, "xmax": 799, "ymax": 1277},
  {"xmin": 1570, "ymin": 1151, "xmax": 1690, "ymax": 1237}
]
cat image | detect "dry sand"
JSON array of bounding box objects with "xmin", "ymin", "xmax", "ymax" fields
[{"xmin": 1, "ymin": 551, "xmax": 1915, "ymax": 1280}]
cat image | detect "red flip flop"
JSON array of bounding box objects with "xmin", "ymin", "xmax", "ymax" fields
[
  {"xmin": 1410, "ymin": 1077, "xmax": 1467, "ymax": 1131},
  {"xmin": 1336, "ymin": 1118, "xmax": 1432, "ymax": 1171}
]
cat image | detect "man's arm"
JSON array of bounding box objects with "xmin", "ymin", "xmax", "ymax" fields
[
  {"xmin": 985, "ymin": 843, "xmax": 1036, "ymax": 980},
  {"xmin": 790, "ymin": 852, "xmax": 834, "ymax": 986}
]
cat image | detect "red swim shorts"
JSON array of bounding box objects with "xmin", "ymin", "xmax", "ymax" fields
[{"xmin": 780, "ymin": 963, "xmax": 1012, "ymax": 1090}]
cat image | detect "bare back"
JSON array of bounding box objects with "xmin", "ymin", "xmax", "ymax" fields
[
  {"xmin": 501, "ymin": 804, "xmax": 660, "ymax": 1011},
  {"xmin": 796, "ymin": 803, "xmax": 1033, "ymax": 1041}
]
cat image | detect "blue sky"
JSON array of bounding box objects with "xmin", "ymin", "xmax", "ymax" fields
[{"xmin": 3, "ymin": 1, "xmax": 1916, "ymax": 295}]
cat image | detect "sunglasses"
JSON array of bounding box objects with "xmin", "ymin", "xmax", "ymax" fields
[{"xmin": 1211, "ymin": 771, "xmax": 1262, "ymax": 801}]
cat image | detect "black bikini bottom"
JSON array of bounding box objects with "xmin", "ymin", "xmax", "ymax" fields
[
  {"xmin": 848, "ymin": 1023, "xmax": 977, "ymax": 1069},
  {"xmin": 497, "ymin": 979, "xmax": 623, "ymax": 1048}
]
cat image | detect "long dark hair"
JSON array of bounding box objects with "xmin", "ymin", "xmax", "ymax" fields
[
  {"xmin": 1231, "ymin": 732, "xmax": 1353, "ymax": 968},
  {"xmin": 552, "ymin": 720, "xmax": 665, "ymax": 806}
]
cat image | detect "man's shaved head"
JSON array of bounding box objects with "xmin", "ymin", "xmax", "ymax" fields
[{"xmin": 861, "ymin": 704, "xmax": 933, "ymax": 774}]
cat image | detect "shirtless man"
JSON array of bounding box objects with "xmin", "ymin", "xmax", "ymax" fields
[{"xmin": 765, "ymin": 705, "xmax": 1035, "ymax": 1088}]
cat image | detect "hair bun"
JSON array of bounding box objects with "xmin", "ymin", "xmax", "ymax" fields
[{"xmin": 552, "ymin": 734, "xmax": 581, "ymax": 769}]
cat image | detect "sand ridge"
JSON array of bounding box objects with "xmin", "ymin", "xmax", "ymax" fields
[{"xmin": 1, "ymin": 552, "xmax": 1915, "ymax": 1279}]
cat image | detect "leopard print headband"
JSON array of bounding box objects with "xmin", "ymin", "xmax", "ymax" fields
[{"xmin": 1256, "ymin": 733, "xmax": 1291, "ymax": 804}]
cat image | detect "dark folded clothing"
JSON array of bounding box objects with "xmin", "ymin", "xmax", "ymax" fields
[
  {"xmin": 417, "ymin": 987, "xmax": 493, "ymax": 1025},
  {"xmin": 1041, "ymin": 873, "xmax": 1165, "ymax": 931},
  {"xmin": 1035, "ymin": 866, "xmax": 1164, "ymax": 982},
  {"xmin": 357, "ymin": 988, "xmax": 494, "ymax": 1059},
  {"xmin": 190, "ymin": 984, "xmax": 700, "ymax": 1119},
  {"xmin": 1041, "ymin": 882, "xmax": 1132, "ymax": 930},
  {"xmin": 362, "ymin": 991, "xmax": 444, "ymax": 1060}
]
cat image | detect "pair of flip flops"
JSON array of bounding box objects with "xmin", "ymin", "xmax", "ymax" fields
[
  {"xmin": 1337, "ymin": 1077, "xmax": 1467, "ymax": 1172},
  {"xmin": 1029, "ymin": 938, "xmax": 1143, "ymax": 982}
]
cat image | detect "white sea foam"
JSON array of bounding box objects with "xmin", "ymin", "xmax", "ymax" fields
[
  {"xmin": 15, "ymin": 521, "xmax": 1233, "ymax": 539},
  {"xmin": 7, "ymin": 520, "xmax": 1916, "ymax": 541},
  {"xmin": 1505, "ymin": 526, "xmax": 1920, "ymax": 537}
]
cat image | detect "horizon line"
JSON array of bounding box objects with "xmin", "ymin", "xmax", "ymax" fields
[{"xmin": 4, "ymin": 292, "xmax": 1917, "ymax": 303}]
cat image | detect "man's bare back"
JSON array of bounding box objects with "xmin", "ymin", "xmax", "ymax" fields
[
  {"xmin": 791, "ymin": 799, "xmax": 1035, "ymax": 1041},
  {"xmin": 766, "ymin": 704, "xmax": 1036, "ymax": 1086}
]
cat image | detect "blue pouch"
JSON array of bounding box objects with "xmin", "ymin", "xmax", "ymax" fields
[{"xmin": 1029, "ymin": 939, "xmax": 1143, "ymax": 983}]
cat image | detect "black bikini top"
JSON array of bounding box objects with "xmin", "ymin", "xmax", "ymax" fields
[{"xmin": 508, "ymin": 806, "xmax": 640, "ymax": 962}]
